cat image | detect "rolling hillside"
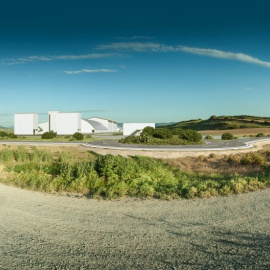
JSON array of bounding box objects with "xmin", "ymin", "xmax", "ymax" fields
[{"xmin": 161, "ymin": 115, "xmax": 270, "ymax": 131}]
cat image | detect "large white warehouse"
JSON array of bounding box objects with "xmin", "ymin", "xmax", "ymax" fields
[
  {"xmin": 123, "ymin": 123, "xmax": 155, "ymax": 136},
  {"xmin": 14, "ymin": 111, "xmax": 118, "ymax": 135}
]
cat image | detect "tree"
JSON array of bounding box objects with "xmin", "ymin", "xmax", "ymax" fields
[{"xmin": 142, "ymin": 126, "xmax": 155, "ymax": 136}]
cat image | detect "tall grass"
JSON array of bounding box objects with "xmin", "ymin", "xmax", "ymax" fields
[{"xmin": 0, "ymin": 147, "xmax": 269, "ymax": 199}]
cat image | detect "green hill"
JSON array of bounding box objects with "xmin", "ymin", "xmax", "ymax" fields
[{"xmin": 161, "ymin": 115, "xmax": 270, "ymax": 131}]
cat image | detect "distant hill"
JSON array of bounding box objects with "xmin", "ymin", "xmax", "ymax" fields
[
  {"xmin": 118, "ymin": 122, "xmax": 176, "ymax": 128},
  {"xmin": 159, "ymin": 115, "xmax": 270, "ymax": 131},
  {"xmin": 0, "ymin": 126, "xmax": 13, "ymax": 132},
  {"xmin": 156, "ymin": 122, "xmax": 176, "ymax": 127}
]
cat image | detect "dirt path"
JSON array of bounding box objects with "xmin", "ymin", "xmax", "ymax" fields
[{"xmin": 0, "ymin": 184, "xmax": 269, "ymax": 269}]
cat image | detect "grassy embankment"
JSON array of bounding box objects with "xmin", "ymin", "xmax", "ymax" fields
[{"xmin": 0, "ymin": 145, "xmax": 269, "ymax": 199}]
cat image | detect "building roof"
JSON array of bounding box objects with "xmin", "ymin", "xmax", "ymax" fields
[
  {"xmin": 84, "ymin": 119, "xmax": 107, "ymax": 130},
  {"xmin": 88, "ymin": 117, "xmax": 117, "ymax": 124}
]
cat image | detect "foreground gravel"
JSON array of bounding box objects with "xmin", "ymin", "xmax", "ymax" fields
[{"xmin": 0, "ymin": 184, "xmax": 269, "ymax": 270}]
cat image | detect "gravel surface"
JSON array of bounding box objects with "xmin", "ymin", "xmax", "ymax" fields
[{"xmin": 0, "ymin": 184, "xmax": 269, "ymax": 270}]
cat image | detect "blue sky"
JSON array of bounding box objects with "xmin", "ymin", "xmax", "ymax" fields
[{"xmin": 0, "ymin": 0, "xmax": 270, "ymax": 126}]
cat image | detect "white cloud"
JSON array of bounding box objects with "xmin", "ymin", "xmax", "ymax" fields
[
  {"xmin": 178, "ymin": 46, "xmax": 270, "ymax": 68},
  {"xmin": 97, "ymin": 42, "xmax": 270, "ymax": 68},
  {"xmin": 63, "ymin": 69, "xmax": 117, "ymax": 75},
  {"xmin": 114, "ymin": 36, "xmax": 154, "ymax": 40},
  {"xmin": 2, "ymin": 53, "xmax": 119, "ymax": 65},
  {"xmin": 96, "ymin": 42, "xmax": 175, "ymax": 52}
]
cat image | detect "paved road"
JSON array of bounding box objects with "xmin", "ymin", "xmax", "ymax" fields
[
  {"xmin": 84, "ymin": 137, "xmax": 270, "ymax": 151},
  {"xmin": 1, "ymin": 137, "xmax": 270, "ymax": 151}
]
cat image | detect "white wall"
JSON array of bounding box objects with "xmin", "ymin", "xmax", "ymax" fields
[
  {"xmin": 81, "ymin": 119, "xmax": 95, "ymax": 134},
  {"xmin": 56, "ymin": 113, "xmax": 81, "ymax": 135},
  {"xmin": 36, "ymin": 122, "xmax": 49, "ymax": 135},
  {"xmin": 123, "ymin": 123, "xmax": 155, "ymax": 136},
  {"xmin": 48, "ymin": 111, "xmax": 59, "ymax": 132},
  {"xmin": 89, "ymin": 117, "xmax": 109, "ymax": 128},
  {"xmin": 14, "ymin": 114, "xmax": 38, "ymax": 135}
]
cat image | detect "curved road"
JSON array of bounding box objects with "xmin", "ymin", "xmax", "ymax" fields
[
  {"xmin": 1, "ymin": 137, "xmax": 270, "ymax": 151},
  {"xmin": 84, "ymin": 137, "xmax": 270, "ymax": 151}
]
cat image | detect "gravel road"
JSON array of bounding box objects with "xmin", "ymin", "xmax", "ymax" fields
[{"xmin": 0, "ymin": 184, "xmax": 269, "ymax": 270}]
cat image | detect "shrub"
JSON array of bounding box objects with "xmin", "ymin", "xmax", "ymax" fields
[
  {"xmin": 179, "ymin": 129, "xmax": 202, "ymax": 142},
  {"xmin": 0, "ymin": 131, "xmax": 8, "ymax": 137},
  {"xmin": 204, "ymin": 135, "xmax": 213, "ymax": 140},
  {"xmin": 8, "ymin": 133, "xmax": 17, "ymax": 139},
  {"xmin": 72, "ymin": 132, "xmax": 84, "ymax": 140},
  {"xmin": 221, "ymin": 132, "xmax": 233, "ymax": 140},
  {"xmin": 42, "ymin": 131, "xmax": 57, "ymax": 139},
  {"xmin": 256, "ymin": 133, "xmax": 265, "ymax": 137},
  {"xmin": 240, "ymin": 153, "xmax": 266, "ymax": 166},
  {"xmin": 84, "ymin": 134, "xmax": 92, "ymax": 138}
]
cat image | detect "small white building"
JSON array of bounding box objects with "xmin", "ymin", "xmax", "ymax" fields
[
  {"xmin": 14, "ymin": 113, "xmax": 38, "ymax": 135},
  {"xmin": 123, "ymin": 123, "xmax": 155, "ymax": 136},
  {"xmin": 48, "ymin": 111, "xmax": 81, "ymax": 135}
]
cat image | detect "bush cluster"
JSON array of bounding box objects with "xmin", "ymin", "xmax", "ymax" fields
[{"xmin": 120, "ymin": 127, "xmax": 202, "ymax": 145}]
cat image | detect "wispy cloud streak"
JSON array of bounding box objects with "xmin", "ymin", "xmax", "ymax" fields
[
  {"xmin": 2, "ymin": 53, "xmax": 119, "ymax": 65},
  {"xmin": 97, "ymin": 42, "xmax": 270, "ymax": 68},
  {"xmin": 96, "ymin": 42, "xmax": 175, "ymax": 52},
  {"xmin": 63, "ymin": 69, "xmax": 117, "ymax": 75},
  {"xmin": 178, "ymin": 46, "xmax": 270, "ymax": 68}
]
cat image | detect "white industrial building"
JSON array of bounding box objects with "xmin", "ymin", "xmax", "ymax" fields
[
  {"xmin": 48, "ymin": 111, "xmax": 81, "ymax": 135},
  {"xmin": 14, "ymin": 113, "xmax": 39, "ymax": 135},
  {"xmin": 14, "ymin": 111, "xmax": 118, "ymax": 135},
  {"xmin": 123, "ymin": 123, "xmax": 155, "ymax": 136}
]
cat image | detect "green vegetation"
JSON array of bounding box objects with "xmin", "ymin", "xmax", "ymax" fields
[
  {"xmin": 0, "ymin": 146, "xmax": 269, "ymax": 199},
  {"xmin": 120, "ymin": 127, "xmax": 203, "ymax": 145},
  {"xmin": 178, "ymin": 129, "xmax": 202, "ymax": 142},
  {"xmin": 0, "ymin": 131, "xmax": 18, "ymax": 139},
  {"xmin": 161, "ymin": 115, "xmax": 270, "ymax": 131},
  {"xmin": 222, "ymin": 132, "xmax": 234, "ymax": 140},
  {"xmin": 72, "ymin": 132, "xmax": 84, "ymax": 141},
  {"xmin": 42, "ymin": 131, "xmax": 57, "ymax": 139},
  {"xmin": 204, "ymin": 135, "xmax": 213, "ymax": 140},
  {"xmin": 256, "ymin": 133, "xmax": 265, "ymax": 137},
  {"xmin": 1, "ymin": 134, "xmax": 97, "ymax": 143}
]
